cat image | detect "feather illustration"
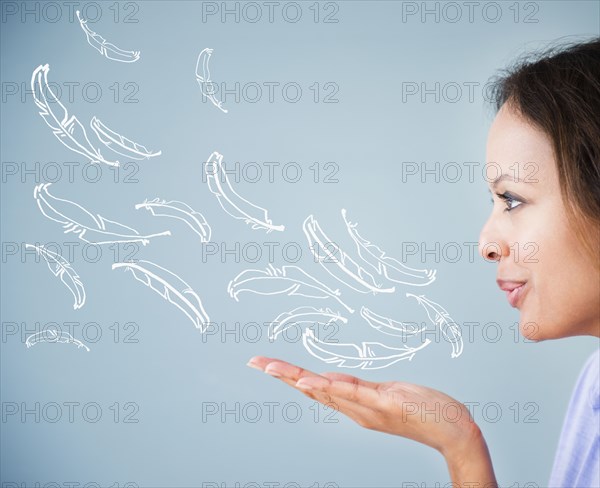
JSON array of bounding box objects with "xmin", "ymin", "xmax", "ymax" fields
[
  {"xmin": 76, "ymin": 10, "xmax": 140, "ymax": 63},
  {"xmin": 360, "ymin": 306, "xmax": 426, "ymax": 338},
  {"xmin": 90, "ymin": 117, "xmax": 161, "ymax": 160},
  {"xmin": 31, "ymin": 64, "xmax": 119, "ymax": 167},
  {"xmin": 268, "ymin": 306, "xmax": 348, "ymax": 341},
  {"xmin": 303, "ymin": 214, "xmax": 394, "ymax": 294},
  {"xmin": 112, "ymin": 260, "xmax": 210, "ymax": 332},
  {"xmin": 406, "ymin": 293, "xmax": 464, "ymax": 358},
  {"xmin": 341, "ymin": 208, "xmax": 436, "ymax": 286},
  {"xmin": 195, "ymin": 48, "xmax": 227, "ymax": 113},
  {"xmin": 204, "ymin": 151, "xmax": 285, "ymax": 233},
  {"xmin": 228, "ymin": 263, "xmax": 354, "ymax": 313},
  {"xmin": 302, "ymin": 329, "xmax": 431, "ymax": 370},
  {"xmin": 135, "ymin": 198, "xmax": 211, "ymax": 242},
  {"xmin": 25, "ymin": 243, "xmax": 86, "ymax": 310},
  {"xmin": 26, "ymin": 330, "xmax": 90, "ymax": 352},
  {"xmin": 34, "ymin": 183, "xmax": 171, "ymax": 246}
]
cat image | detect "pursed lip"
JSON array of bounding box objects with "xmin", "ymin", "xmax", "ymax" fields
[
  {"xmin": 496, "ymin": 279, "xmax": 528, "ymax": 308},
  {"xmin": 496, "ymin": 279, "xmax": 527, "ymax": 292}
]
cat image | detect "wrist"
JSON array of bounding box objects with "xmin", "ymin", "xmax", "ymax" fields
[
  {"xmin": 440, "ymin": 421, "xmax": 485, "ymax": 462},
  {"xmin": 441, "ymin": 424, "xmax": 497, "ymax": 487}
]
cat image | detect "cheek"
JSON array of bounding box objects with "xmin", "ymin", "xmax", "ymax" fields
[{"xmin": 519, "ymin": 218, "xmax": 599, "ymax": 338}]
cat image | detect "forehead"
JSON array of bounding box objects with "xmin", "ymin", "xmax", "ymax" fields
[{"xmin": 485, "ymin": 103, "xmax": 556, "ymax": 187}]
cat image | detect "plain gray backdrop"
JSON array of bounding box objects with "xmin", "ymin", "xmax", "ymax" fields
[{"xmin": 1, "ymin": 1, "xmax": 599, "ymax": 486}]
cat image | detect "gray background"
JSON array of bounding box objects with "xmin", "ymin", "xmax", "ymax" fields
[{"xmin": 1, "ymin": 1, "xmax": 599, "ymax": 486}]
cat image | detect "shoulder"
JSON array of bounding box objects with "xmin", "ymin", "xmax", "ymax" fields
[
  {"xmin": 573, "ymin": 347, "xmax": 599, "ymax": 411},
  {"xmin": 547, "ymin": 348, "xmax": 599, "ymax": 487}
]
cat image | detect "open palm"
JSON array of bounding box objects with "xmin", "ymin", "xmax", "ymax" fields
[{"xmin": 248, "ymin": 355, "xmax": 484, "ymax": 459}]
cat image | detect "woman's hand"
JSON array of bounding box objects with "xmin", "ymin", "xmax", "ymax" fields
[{"xmin": 247, "ymin": 356, "xmax": 498, "ymax": 486}]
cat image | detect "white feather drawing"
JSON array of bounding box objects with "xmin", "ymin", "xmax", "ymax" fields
[
  {"xmin": 406, "ymin": 293, "xmax": 464, "ymax": 358},
  {"xmin": 135, "ymin": 198, "xmax": 211, "ymax": 243},
  {"xmin": 34, "ymin": 183, "xmax": 171, "ymax": 246},
  {"xmin": 228, "ymin": 263, "xmax": 354, "ymax": 314},
  {"xmin": 204, "ymin": 151, "xmax": 285, "ymax": 233},
  {"xmin": 26, "ymin": 330, "xmax": 90, "ymax": 352},
  {"xmin": 268, "ymin": 306, "xmax": 348, "ymax": 341},
  {"xmin": 31, "ymin": 64, "xmax": 119, "ymax": 167},
  {"xmin": 302, "ymin": 329, "xmax": 431, "ymax": 370},
  {"xmin": 195, "ymin": 48, "xmax": 227, "ymax": 113},
  {"xmin": 90, "ymin": 117, "xmax": 161, "ymax": 160},
  {"xmin": 76, "ymin": 10, "xmax": 140, "ymax": 63},
  {"xmin": 303, "ymin": 214, "xmax": 394, "ymax": 294},
  {"xmin": 112, "ymin": 260, "xmax": 211, "ymax": 332},
  {"xmin": 360, "ymin": 306, "xmax": 426, "ymax": 338},
  {"xmin": 25, "ymin": 244, "xmax": 86, "ymax": 310},
  {"xmin": 341, "ymin": 208, "xmax": 437, "ymax": 287}
]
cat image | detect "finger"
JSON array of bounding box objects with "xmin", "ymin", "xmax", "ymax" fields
[
  {"xmin": 297, "ymin": 391, "xmax": 379, "ymax": 430},
  {"xmin": 319, "ymin": 372, "xmax": 381, "ymax": 390},
  {"xmin": 266, "ymin": 362, "xmax": 335, "ymax": 405},
  {"xmin": 282, "ymin": 376, "xmax": 334, "ymax": 403},
  {"xmin": 324, "ymin": 395, "xmax": 378, "ymax": 427},
  {"xmin": 263, "ymin": 360, "xmax": 324, "ymax": 382},
  {"xmin": 271, "ymin": 375, "xmax": 377, "ymax": 424},
  {"xmin": 246, "ymin": 355, "xmax": 281, "ymax": 371},
  {"xmin": 248, "ymin": 358, "xmax": 334, "ymax": 404},
  {"xmin": 249, "ymin": 359, "xmax": 379, "ymax": 427},
  {"xmin": 295, "ymin": 376, "xmax": 384, "ymax": 408}
]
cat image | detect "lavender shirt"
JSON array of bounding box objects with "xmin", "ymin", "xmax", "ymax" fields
[{"xmin": 548, "ymin": 347, "xmax": 600, "ymax": 488}]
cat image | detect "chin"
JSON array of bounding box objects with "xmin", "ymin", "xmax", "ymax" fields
[
  {"xmin": 517, "ymin": 315, "xmax": 546, "ymax": 342},
  {"xmin": 521, "ymin": 323, "xmax": 544, "ymax": 341},
  {"xmin": 518, "ymin": 312, "xmax": 597, "ymax": 341}
]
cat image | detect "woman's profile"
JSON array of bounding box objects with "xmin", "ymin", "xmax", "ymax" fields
[{"xmin": 247, "ymin": 37, "xmax": 600, "ymax": 488}]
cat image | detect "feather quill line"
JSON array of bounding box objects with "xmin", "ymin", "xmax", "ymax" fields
[
  {"xmin": 360, "ymin": 305, "xmax": 426, "ymax": 337},
  {"xmin": 228, "ymin": 263, "xmax": 354, "ymax": 313},
  {"xmin": 302, "ymin": 328, "xmax": 431, "ymax": 370},
  {"xmin": 26, "ymin": 330, "xmax": 90, "ymax": 351},
  {"xmin": 25, "ymin": 243, "xmax": 86, "ymax": 310},
  {"xmin": 31, "ymin": 64, "xmax": 119, "ymax": 167},
  {"xmin": 90, "ymin": 117, "xmax": 161, "ymax": 160},
  {"xmin": 135, "ymin": 198, "xmax": 211, "ymax": 242},
  {"xmin": 406, "ymin": 293, "xmax": 464, "ymax": 358},
  {"xmin": 112, "ymin": 260, "xmax": 210, "ymax": 332},
  {"xmin": 341, "ymin": 208, "xmax": 436, "ymax": 286},
  {"xmin": 76, "ymin": 10, "xmax": 140, "ymax": 63},
  {"xmin": 268, "ymin": 305, "xmax": 347, "ymax": 341},
  {"xmin": 34, "ymin": 183, "xmax": 171, "ymax": 246},
  {"xmin": 195, "ymin": 48, "xmax": 227, "ymax": 113},
  {"xmin": 204, "ymin": 151, "xmax": 285, "ymax": 233},
  {"xmin": 303, "ymin": 214, "xmax": 393, "ymax": 294}
]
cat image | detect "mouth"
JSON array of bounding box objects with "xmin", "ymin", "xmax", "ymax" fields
[{"xmin": 497, "ymin": 279, "xmax": 528, "ymax": 308}]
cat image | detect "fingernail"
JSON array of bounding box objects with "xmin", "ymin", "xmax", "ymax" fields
[
  {"xmin": 296, "ymin": 378, "xmax": 328, "ymax": 390},
  {"xmin": 246, "ymin": 361, "xmax": 263, "ymax": 371},
  {"xmin": 266, "ymin": 369, "xmax": 282, "ymax": 378}
]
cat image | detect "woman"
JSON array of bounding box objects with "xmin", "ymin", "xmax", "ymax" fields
[{"xmin": 247, "ymin": 38, "xmax": 600, "ymax": 487}]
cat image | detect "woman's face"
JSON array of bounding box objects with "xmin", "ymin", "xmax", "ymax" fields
[{"xmin": 479, "ymin": 103, "xmax": 600, "ymax": 341}]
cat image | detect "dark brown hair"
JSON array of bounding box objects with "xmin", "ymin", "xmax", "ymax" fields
[{"xmin": 488, "ymin": 37, "xmax": 600, "ymax": 268}]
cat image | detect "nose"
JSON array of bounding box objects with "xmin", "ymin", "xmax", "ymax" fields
[{"xmin": 478, "ymin": 214, "xmax": 510, "ymax": 262}]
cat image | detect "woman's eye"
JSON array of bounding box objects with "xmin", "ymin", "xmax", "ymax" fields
[
  {"xmin": 506, "ymin": 197, "xmax": 522, "ymax": 211},
  {"xmin": 496, "ymin": 192, "xmax": 523, "ymax": 212}
]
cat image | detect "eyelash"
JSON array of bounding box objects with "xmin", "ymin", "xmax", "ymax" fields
[{"xmin": 490, "ymin": 192, "xmax": 523, "ymax": 212}]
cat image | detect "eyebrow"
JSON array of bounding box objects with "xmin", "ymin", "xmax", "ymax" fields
[{"xmin": 490, "ymin": 173, "xmax": 532, "ymax": 190}]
